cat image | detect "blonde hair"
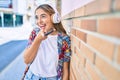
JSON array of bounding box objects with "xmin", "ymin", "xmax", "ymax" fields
[{"xmin": 35, "ymin": 4, "xmax": 66, "ymax": 34}]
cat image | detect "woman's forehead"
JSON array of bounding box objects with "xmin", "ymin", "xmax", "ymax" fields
[
  {"xmin": 35, "ymin": 8, "xmax": 46, "ymax": 14},
  {"xmin": 36, "ymin": 8, "xmax": 45, "ymax": 12}
]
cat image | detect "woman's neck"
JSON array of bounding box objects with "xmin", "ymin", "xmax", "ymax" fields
[{"xmin": 50, "ymin": 31, "xmax": 58, "ymax": 35}]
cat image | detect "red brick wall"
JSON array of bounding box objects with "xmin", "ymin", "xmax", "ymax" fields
[{"xmin": 62, "ymin": 0, "xmax": 120, "ymax": 80}]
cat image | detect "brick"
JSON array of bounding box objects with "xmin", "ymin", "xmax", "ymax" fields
[
  {"xmin": 70, "ymin": 55, "xmax": 75, "ymax": 66},
  {"xmin": 71, "ymin": 28, "xmax": 76, "ymax": 35},
  {"xmin": 71, "ymin": 54, "xmax": 78, "ymax": 66},
  {"xmin": 70, "ymin": 69, "xmax": 76, "ymax": 80},
  {"xmin": 70, "ymin": 35, "xmax": 74, "ymax": 51},
  {"xmin": 76, "ymin": 48, "xmax": 85, "ymax": 67},
  {"xmin": 117, "ymin": 45, "xmax": 120, "ymax": 65},
  {"xmin": 77, "ymin": 61, "xmax": 87, "ymax": 80},
  {"xmin": 115, "ymin": 0, "xmax": 120, "ymax": 10},
  {"xmin": 74, "ymin": 55, "xmax": 80, "ymax": 69},
  {"xmin": 77, "ymin": 68, "xmax": 87, "ymax": 80},
  {"xmin": 98, "ymin": 18, "xmax": 120, "ymax": 38},
  {"xmin": 86, "ymin": 61, "xmax": 102, "ymax": 80},
  {"xmin": 70, "ymin": 35, "xmax": 73, "ymax": 42},
  {"xmin": 74, "ymin": 46, "xmax": 76, "ymax": 54},
  {"xmin": 75, "ymin": 7, "xmax": 85, "ymax": 17},
  {"xmin": 81, "ymin": 19, "xmax": 96, "ymax": 31},
  {"xmin": 85, "ymin": 0, "xmax": 111, "ymax": 15},
  {"xmin": 73, "ymin": 19, "xmax": 81, "ymax": 28},
  {"xmin": 72, "ymin": 37, "xmax": 80, "ymax": 48},
  {"xmin": 80, "ymin": 43, "xmax": 95, "ymax": 63},
  {"xmin": 95, "ymin": 56, "xmax": 120, "ymax": 80},
  {"xmin": 87, "ymin": 34, "xmax": 115, "ymax": 60},
  {"xmin": 68, "ymin": 19, "xmax": 73, "ymax": 27},
  {"xmin": 70, "ymin": 54, "xmax": 74, "ymax": 62},
  {"xmin": 71, "ymin": 44, "xmax": 76, "ymax": 56},
  {"xmin": 71, "ymin": 46, "xmax": 74, "ymax": 54},
  {"xmin": 62, "ymin": 20, "xmax": 70, "ymax": 31},
  {"xmin": 82, "ymin": 70, "xmax": 90, "ymax": 80},
  {"xmin": 62, "ymin": 14, "xmax": 70, "ymax": 19},
  {"xmin": 76, "ymin": 30, "xmax": 87, "ymax": 42},
  {"xmin": 74, "ymin": 67, "xmax": 82, "ymax": 80},
  {"xmin": 71, "ymin": 54, "xmax": 82, "ymax": 80},
  {"xmin": 70, "ymin": 65, "xmax": 77, "ymax": 80}
]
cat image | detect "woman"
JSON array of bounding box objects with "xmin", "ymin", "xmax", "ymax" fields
[{"xmin": 23, "ymin": 3, "xmax": 71, "ymax": 80}]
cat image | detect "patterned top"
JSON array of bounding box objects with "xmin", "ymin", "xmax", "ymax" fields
[{"xmin": 27, "ymin": 28, "xmax": 71, "ymax": 80}]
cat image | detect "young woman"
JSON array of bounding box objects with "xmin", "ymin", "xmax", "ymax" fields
[{"xmin": 23, "ymin": 4, "xmax": 71, "ymax": 80}]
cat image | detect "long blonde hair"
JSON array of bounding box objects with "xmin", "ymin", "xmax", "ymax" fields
[{"xmin": 35, "ymin": 4, "xmax": 66, "ymax": 34}]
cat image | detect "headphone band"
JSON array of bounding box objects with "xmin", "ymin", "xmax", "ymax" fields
[{"xmin": 36, "ymin": 2, "xmax": 61, "ymax": 24}]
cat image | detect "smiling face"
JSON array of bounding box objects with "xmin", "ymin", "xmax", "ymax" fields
[{"xmin": 35, "ymin": 8, "xmax": 54, "ymax": 32}]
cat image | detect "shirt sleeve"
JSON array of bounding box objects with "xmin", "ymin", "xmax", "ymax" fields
[
  {"xmin": 62, "ymin": 35, "xmax": 72, "ymax": 62},
  {"xmin": 27, "ymin": 29, "xmax": 37, "ymax": 48}
]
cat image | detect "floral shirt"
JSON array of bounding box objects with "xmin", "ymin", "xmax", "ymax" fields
[{"xmin": 27, "ymin": 28, "xmax": 71, "ymax": 80}]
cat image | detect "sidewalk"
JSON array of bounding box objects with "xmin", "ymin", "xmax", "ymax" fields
[
  {"xmin": 0, "ymin": 21, "xmax": 33, "ymax": 45},
  {"xmin": 0, "ymin": 51, "xmax": 26, "ymax": 80},
  {"xmin": 0, "ymin": 21, "xmax": 33, "ymax": 80}
]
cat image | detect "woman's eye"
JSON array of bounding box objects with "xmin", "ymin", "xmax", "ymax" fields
[
  {"xmin": 41, "ymin": 16, "xmax": 46, "ymax": 18},
  {"xmin": 41, "ymin": 15, "xmax": 46, "ymax": 18},
  {"xmin": 35, "ymin": 15, "xmax": 38, "ymax": 19},
  {"xmin": 35, "ymin": 14, "xmax": 46, "ymax": 20}
]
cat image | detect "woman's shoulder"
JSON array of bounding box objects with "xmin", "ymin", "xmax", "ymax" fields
[{"xmin": 59, "ymin": 32, "xmax": 70, "ymax": 40}]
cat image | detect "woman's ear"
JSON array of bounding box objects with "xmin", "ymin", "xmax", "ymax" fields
[{"xmin": 51, "ymin": 13, "xmax": 61, "ymax": 24}]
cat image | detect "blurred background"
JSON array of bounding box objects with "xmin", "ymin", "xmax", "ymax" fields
[
  {"xmin": 0, "ymin": 0, "xmax": 120, "ymax": 80},
  {"xmin": 0, "ymin": 0, "xmax": 56, "ymax": 80}
]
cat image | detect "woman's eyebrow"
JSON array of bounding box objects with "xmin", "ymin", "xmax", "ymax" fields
[
  {"xmin": 36, "ymin": 13, "xmax": 46, "ymax": 16},
  {"xmin": 40, "ymin": 14, "xmax": 46, "ymax": 16},
  {"xmin": 35, "ymin": 13, "xmax": 46, "ymax": 18}
]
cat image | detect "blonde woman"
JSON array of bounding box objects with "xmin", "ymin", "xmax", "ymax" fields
[{"xmin": 23, "ymin": 4, "xmax": 71, "ymax": 80}]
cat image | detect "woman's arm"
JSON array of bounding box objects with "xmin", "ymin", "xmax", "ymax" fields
[
  {"xmin": 62, "ymin": 62, "xmax": 69, "ymax": 80},
  {"xmin": 23, "ymin": 29, "xmax": 46, "ymax": 64},
  {"xmin": 23, "ymin": 37, "xmax": 41, "ymax": 64}
]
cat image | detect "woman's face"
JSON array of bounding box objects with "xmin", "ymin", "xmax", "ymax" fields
[{"xmin": 35, "ymin": 8, "xmax": 54, "ymax": 32}]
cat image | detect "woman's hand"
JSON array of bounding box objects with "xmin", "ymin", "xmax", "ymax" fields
[{"xmin": 36, "ymin": 29, "xmax": 47, "ymax": 41}]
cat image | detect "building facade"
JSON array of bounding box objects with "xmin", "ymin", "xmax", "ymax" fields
[
  {"xmin": 61, "ymin": 0, "xmax": 120, "ymax": 80},
  {"xmin": 0, "ymin": 0, "xmax": 27, "ymax": 27}
]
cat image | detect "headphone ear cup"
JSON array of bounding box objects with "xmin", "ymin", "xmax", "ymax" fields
[{"xmin": 52, "ymin": 13, "xmax": 61, "ymax": 24}]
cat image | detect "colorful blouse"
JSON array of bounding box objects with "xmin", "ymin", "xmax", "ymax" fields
[{"xmin": 27, "ymin": 28, "xmax": 71, "ymax": 80}]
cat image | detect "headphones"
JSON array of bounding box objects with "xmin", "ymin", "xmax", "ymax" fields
[
  {"xmin": 51, "ymin": 10, "xmax": 61, "ymax": 24},
  {"xmin": 39, "ymin": 3, "xmax": 61, "ymax": 24},
  {"xmin": 50, "ymin": 5, "xmax": 61, "ymax": 24}
]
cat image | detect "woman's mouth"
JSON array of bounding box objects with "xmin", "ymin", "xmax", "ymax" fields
[{"xmin": 40, "ymin": 24, "xmax": 46, "ymax": 29}]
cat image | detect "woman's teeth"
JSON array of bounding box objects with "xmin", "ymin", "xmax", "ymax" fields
[{"xmin": 40, "ymin": 26, "xmax": 45, "ymax": 29}]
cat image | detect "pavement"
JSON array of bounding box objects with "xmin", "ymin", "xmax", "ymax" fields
[
  {"xmin": 0, "ymin": 51, "xmax": 26, "ymax": 80},
  {"xmin": 0, "ymin": 21, "xmax": 33, "ymax": 80},
  {"xmin": 0, "ymin": 21, "xmax": 33, "ymax": 45}
]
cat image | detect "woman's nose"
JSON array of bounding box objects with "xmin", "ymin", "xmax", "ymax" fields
[{"xmin": 36, "ymin": 18, "xmax": 42, "ymax": 23}]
